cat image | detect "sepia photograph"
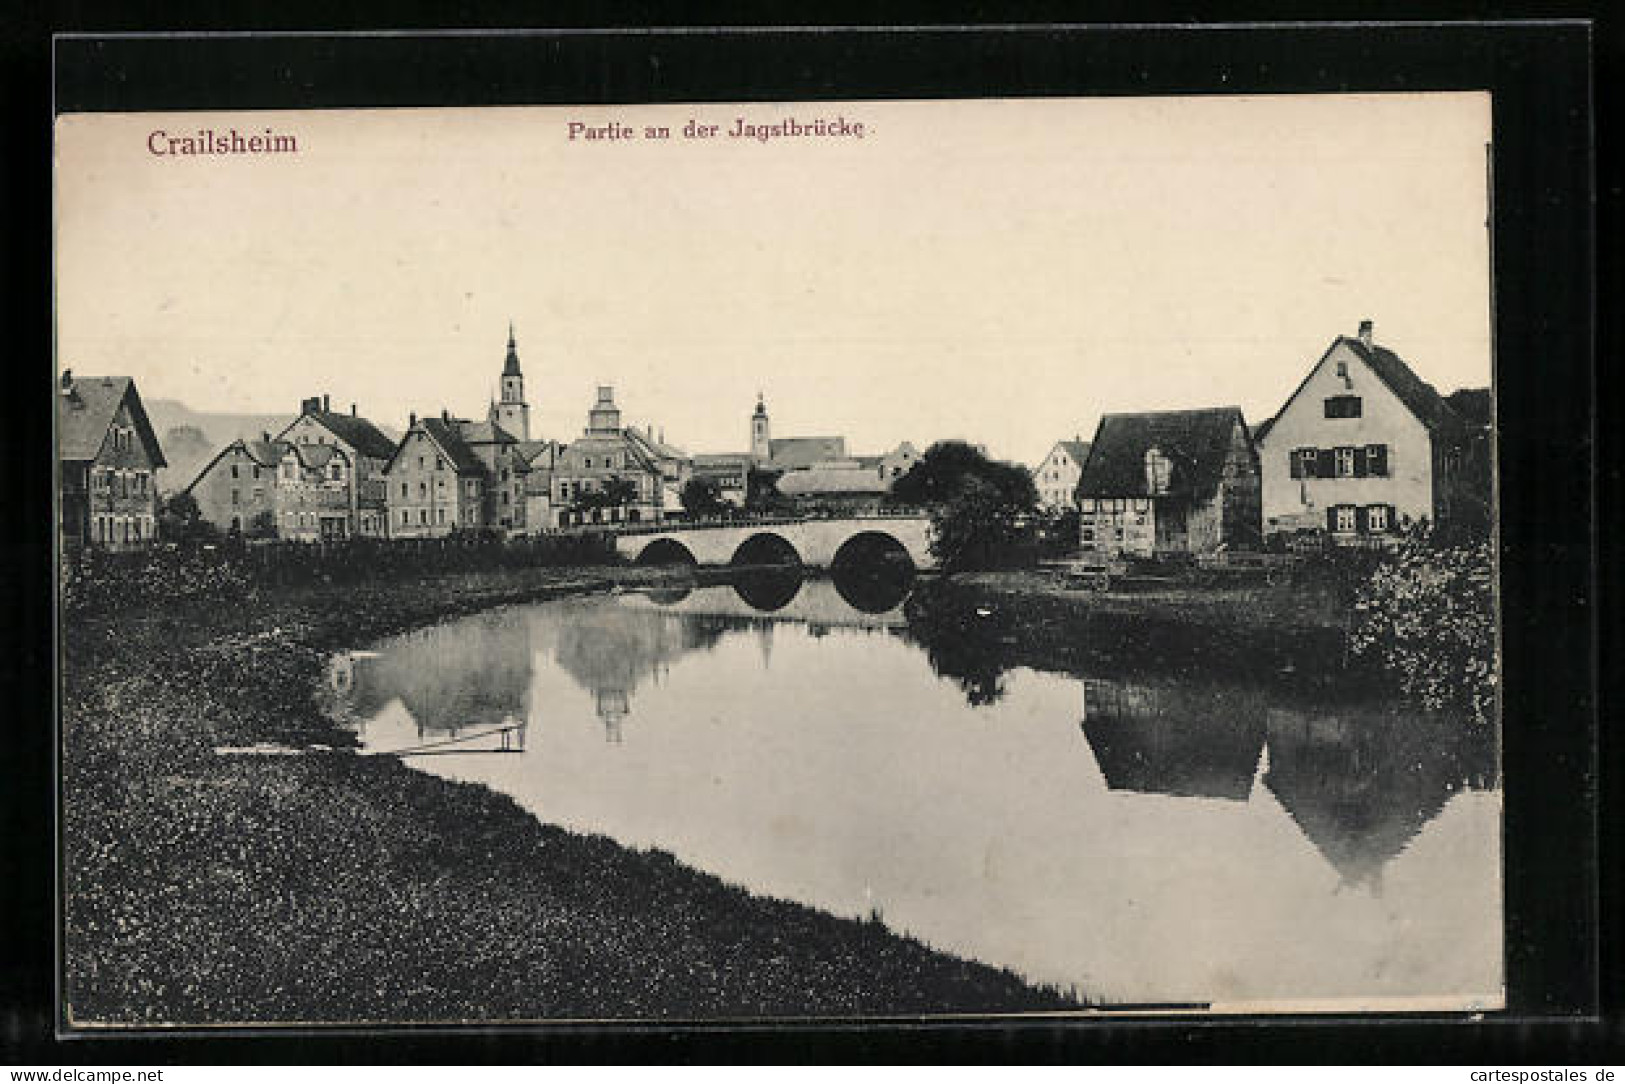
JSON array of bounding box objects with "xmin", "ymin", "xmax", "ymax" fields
[{"xmin": 54, "ymin": 91, "xmax": 1501, "ymax": 1025}]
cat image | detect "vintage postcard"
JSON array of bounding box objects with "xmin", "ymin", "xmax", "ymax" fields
[{"xmin": 55, "ymin": 92, "xmax": 1500, "ymax": 1025}]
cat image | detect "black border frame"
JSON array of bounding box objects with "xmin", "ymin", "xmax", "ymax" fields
[{"xmin": 7, "ymin": 17, "xmax": 1612, "ymax": 1064}]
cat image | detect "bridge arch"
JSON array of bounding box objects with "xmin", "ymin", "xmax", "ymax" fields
[
  {"xmin": 634, "ymin": 537, "xmax": 699, "ymax": 567},
  {"xmin": 830, "ymin": 530, "xmax": 917, "ymax": 574},
  {"xmin": 730, "ymin": 531, "xmax": 803, "ymax": 569}
]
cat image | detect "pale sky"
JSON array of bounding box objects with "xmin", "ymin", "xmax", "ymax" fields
[{"xmin": 55, "ymin": 93, "xmax": 1492, "ymax": 467}]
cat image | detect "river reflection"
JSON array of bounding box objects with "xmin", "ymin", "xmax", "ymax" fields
[{"xmin": 345, "ymin": 571, "xmax": 1502, "ymax": 1010}]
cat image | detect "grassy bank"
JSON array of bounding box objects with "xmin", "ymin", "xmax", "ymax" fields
[{"xmin": 62, "ymin": 564, "xmax": 1081, "ymax": 1025}]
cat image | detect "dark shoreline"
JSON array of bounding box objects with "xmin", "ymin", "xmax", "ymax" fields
[{"xmin": 61, "ymin": 563, "xmax": 1085, "ymax": 1026}]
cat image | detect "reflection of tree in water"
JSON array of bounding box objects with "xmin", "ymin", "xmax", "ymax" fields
[
  {"xmin": 1263, "ymin": 706, "xmax": 1498, "ymax": 893},
  {"xmin": 350, "ymin": 615, "xmax": 533, "ymax": 737},
  {"xmin": 1079, "ymin": 678, "xmax": 1268, "ymax": 801},
  {"xmin": 902, "ymin": 583, "xmax": 1017, "ymax": 706},
  {"xmin": 553, "ymin": 605, "xmax": 727, "ymax": 740}
]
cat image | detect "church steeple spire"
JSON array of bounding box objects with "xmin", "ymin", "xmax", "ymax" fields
[{"xmin": 495, "ymin": 322, "xmax": 530, "ymax": 440}]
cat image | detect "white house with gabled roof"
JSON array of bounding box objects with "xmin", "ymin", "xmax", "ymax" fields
[{"xmin": 1255, "ymin": 321, "xmax": 1470, "ymax": 541}]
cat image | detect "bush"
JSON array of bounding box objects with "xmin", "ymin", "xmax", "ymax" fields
[
  {"xmin": 1348, "ymin": 533, "xmax": 1496, "ymax": 725},
  {"xmin": 61, "ymin": 533, "xmax": 623, "ymax": 616}
]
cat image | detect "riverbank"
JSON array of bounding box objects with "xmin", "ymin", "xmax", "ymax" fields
[
  {"xmin": 908, "ymin": 569, "xmax": 1354, "ymax": 691},
  {"xmin": 61, "ymin": 564, "xmax": 1081, "ymax": 1025}
]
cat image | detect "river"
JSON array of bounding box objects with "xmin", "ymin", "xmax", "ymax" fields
[{"xmin": 338, "ymin": 570, "xmax": 1502, "ymax": 1011}]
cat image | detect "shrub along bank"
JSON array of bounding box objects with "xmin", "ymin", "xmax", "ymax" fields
[{"xmin": 61, "ymin": 561, "xmax": 1080, "ymax": 1025}]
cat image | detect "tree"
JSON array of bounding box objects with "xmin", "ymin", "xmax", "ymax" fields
[
  {"xmin": 573, "ymin": 474, "xmax": 641, "ymax": 513},
  {"xmin": 680, "ymin": 477, "xmax": 727, "ymax": 519},
  {"xmin": 887, "ymin": 440, "xmax": 1037, "ymax": 510},
  {"xmin": 885, "ymin": 441, "xmax": 1038, "ymax": 572},
  {"xmin": 928, "ymin": 475, "xmax": 1033, "ymax": 572},
  {"xmin": 746, "ymin": 468, "xmax": 793, "ymax": 514},
  {"xmin": 158, "ymin": 490, "xmax": 218, "ymax": 545},
  {"xmin": 246, "ymin": 509, "xmax": 278, "ymax": 540}
]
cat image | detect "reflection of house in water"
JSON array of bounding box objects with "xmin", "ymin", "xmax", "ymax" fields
[
  {"xmin": 349, "ymin": 617, "xmax": 533, "ymax": 738},
  {"xmin": 553, "ymin": 605, "xmax": 726, "ymax": 742},
  {"xmin": 1079, "ymin": 678, "xmax": 1267, "ymax": 801},
  {"xmin": 1263, "ymin": 706, "xmax": 1498, "ymax": 893}
]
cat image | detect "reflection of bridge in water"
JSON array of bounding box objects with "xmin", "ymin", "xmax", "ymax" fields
[
  {"xmin": 625, "ymin": 572, "xmax": 911, "ymax": 629},
  {"xmin": 613, "ymin": 514, "xmax": 935, "ymax": 570}
]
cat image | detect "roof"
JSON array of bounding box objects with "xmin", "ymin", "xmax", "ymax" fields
[
  {"xmin": 1347, "ymin": 337, "xmax": 1464, "ymax": 436},
  {"xmin": 694, "ymin": 453, "xmax": 751, "ymax": 467},
  {"xmin": 1076, "ymin": 407, "xmax": 1248, "ymax": 499},
  {"xmin": 295, "ymin": 442, "xmax": 340, "ymax": 468},
  {"xmin": 241, "ymin": 439, "xmax": 287, "ymax": 467},
  {"xmin": 503, "ymin": 330, "xmax": 522, "ymax": 378},
  {"xmin": 1251, "ymin": 417, "xmax": 1275, "ymax": 444},
  {"xmin": 1444, "ymin": 387, "xmax": 1492, "ymax": 428},
  {"xmin": 626, "ymin": 426, "xmax": 688, "ymax": 461},
  {"xmin": 515, "ymin": 439, "xmax": 559, "ymax": 467},
  {"xmin": 1258, "ymin": 334, "xmax": 1467, "ymax": 445},
  {"xmin": 1081, "ymin": 717, "xmax": 1264, "ymax": 801},
  {"xmin": 1058, "ymin": 439, "xmax": 1092, "ymax": 465},
  {"xmin": 455, "ymin": 419, "xmax": 518, "ymax": 445},
  {"xmin": 417, "ymin": 417, "xmax": 486, "ymax": 474},
  {"xmin": 776, "ymin": 464, "xmax": 888, "ymax": 497},
  {"xmin": 58, "ymin": 375, "xmax": 167, "ymax": 466},
  {"xmin": 289, "ymin": 408, "xmax": 397, "ymax": 461},
  {"xmin": 769, "ymin": 436, "xmax": 848, "ymax": 469}
]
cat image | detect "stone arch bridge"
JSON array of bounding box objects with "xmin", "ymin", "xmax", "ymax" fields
[{"xmin": 612, "ymin": 515, "xmax": 936, "ymax": 570}]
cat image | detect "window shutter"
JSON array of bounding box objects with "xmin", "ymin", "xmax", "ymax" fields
[
  {"xmin": 1326, "ymin": 506, "xmax": 1338, "ymax": 533},
  {"xmin": 1354, "ymin": 505, "xmax": 1368, "ymax": 534},
  {"xmin": 1289, "ymin": 449, "xmax": 1302, "ymax": 479},
  {"xmin": 1386, "ymin": 504, "xmax": 1398, "ymax": 533},
  {"xmin": 1353, "ymin": 447, "xmax": 1369, "ymax": 478},
  {"xmin": 1317, "ymin": 448, "xmax": 1336, "ymax": 479},
  {"xmin": 1369, "ymin": 444, "xmax": 1388, "ymax": 477}
]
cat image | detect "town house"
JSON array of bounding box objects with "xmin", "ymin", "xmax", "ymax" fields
[
  {"xmin": 1254, "ymin": 321, "xmax": 1470, "ymax": 541},
  {"xmin": 186, "ymin": 437, "xmax": 354, "ymax": 540},
  {"xmin": 1076, "ymin": 406, "xmax": 1260, "ymax": 558},
  {"xmin": 1034, "ymin": 438, "xmax": 1092, "ymax": 511},
  {"xmin": 58, "ymin": 371, "xmax": 167, "ymax": 553},
  {"xmin": 384, "ymin": 412, "xmax": 509, "ymax": 537},
  {"xmin": 275, "ymin": 394, "xmax": 396, "ymax": 538},
  {"xmin": 552, "ymin": 387, "xmax": 671, "ymax": 527}
]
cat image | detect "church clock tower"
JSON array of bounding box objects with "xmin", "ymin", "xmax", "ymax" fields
[
  {"xmin": 750, "ymin": 392, "xmax": 771, "ymax": 462},
  {"xmin": 493, "ymin": 323, "xmax": 531, "ymax": 440}
]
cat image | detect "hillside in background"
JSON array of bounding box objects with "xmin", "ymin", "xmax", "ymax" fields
[{"xmin": 144, "ymin": 399, "xmax": 400, "ymax": 493}]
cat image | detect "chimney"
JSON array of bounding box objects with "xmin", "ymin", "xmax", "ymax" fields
[
  {"xmin": 409, "ymin": 411, "xmax": 417, "ymax": 427},
  {"xmin": 323, "ymin": 393, "xmax": 331, "ymax": 412},
  {"xmin": 60, "ymin": 369, "xmax": 72, "ymax": 391},
  {"xmin": 1358, "ymin": 319, "xmax": 1374, "ymax": 349},
  {"xmin": 350, "ymin": 402, "xmax": 357, "ymax": 416},
  {"xmin": 261, "ymin": 431, "xmax": 270, "ymax": 443},
  {"xmin": 441, "ymin": 408, "xmax": 450, "ymax": 422}
]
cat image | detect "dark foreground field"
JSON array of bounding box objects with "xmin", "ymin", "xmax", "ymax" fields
[{"xmin": 61, "ymin": 564, "xmax": 1082, "ymax": 1026}]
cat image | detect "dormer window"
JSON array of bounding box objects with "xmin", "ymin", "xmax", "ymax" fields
[
  {"xmin": 1324, "ymin": 395, "xmax": 1362, "ymax": 419},
  {"xmin": 1144, "ymin": 447, "xmax": 1172, "ymax": 496}
]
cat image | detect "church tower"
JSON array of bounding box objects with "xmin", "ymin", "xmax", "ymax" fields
[
  {"xmin": 493, "ymin": 323, "xmax": 530, "ymax": 440},
  {"xmin": 750, "ymin": 392, "xmax": 771, "ymax": 462}
]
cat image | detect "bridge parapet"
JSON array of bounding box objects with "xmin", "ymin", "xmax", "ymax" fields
[{"xmin": 612, "ymin": 514, "xmax": 935, "ymax": 570}]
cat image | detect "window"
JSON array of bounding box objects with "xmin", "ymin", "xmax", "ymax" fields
[
  {"xmin": 418, "ymin": 456, "xmax": 425, "ymax": 469},
  {"xmin": 1335, "ymin": 505, "xmax": 1357, "ymax": 533},
  {"xmin": 1367, "ymin": 504, "xmax": 1390, "ymax": 532},
  {"xmin": 585, "ymin": 457, "xmax": 593, "ymax": 469},
  {"xmin": 1335, "ymin": 447, "xmax": 1356, "ymax": 477},
  {"xmin": 401, "ymin": 509, "xmax": 409, "ymax": 525},
  {"xmin": 1114, "ymin": 527, "xmax": 1125, "ymax": 541},
  {"xmin": 1324, "ymin": 395, "xmax": 1362, "ymax": 419},
  {"xmin": 1366, "ymin": 444, "xmax": 1389, "ymax": 477},
  {"xmin": 231, "ymin": 489, "xmax": 240, "ymax": 505},
  {"xmin": 1290, "ymin": 448, "xmax": 1319, "ymax": 479},
  {"xmin": 231, "ymin": 464, "xmax": 239, "ymax": 479},
  {"xmin": 419, "ymin": 509, "xmax": 428, "ymax": 524},
  {"xmin": 1132, "ymin": 498, "xmax": 1149, "ymax": 513},
  {"xmin": 1081, "ymin": 528, "xmax": 1095, "ymax": 542},
  {"xmin": 436, "ymin": 508, "xmax": 446, "ymax": 525},
  {"xmin": 418, "ymin": 482, "xmax": 427, "ymax": 499},
  {"xmin": 1080, "ymin": 498, "xmax": 1096, "ymax": 513},
  {"xmin": 400, "ymin": 482, "xmax": 408, "ymax": 498},
  {"xmin": 436, "ymin": 456, "xmax": 444, "ymax": 470}
]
